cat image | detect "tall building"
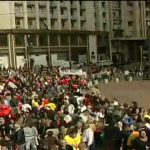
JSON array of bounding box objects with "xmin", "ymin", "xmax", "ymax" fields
[
  {"xmin": 0, "ymin": 1, "xmax": 148, "ymax": 68},
  {"xmin": 0, "ymin": 1, "xmax": 110, "ymax": 68}
]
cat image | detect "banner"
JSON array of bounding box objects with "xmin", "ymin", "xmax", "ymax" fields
[{"xmin": 59, "ymin": 69, "xmax": 85, "ymax": 76}]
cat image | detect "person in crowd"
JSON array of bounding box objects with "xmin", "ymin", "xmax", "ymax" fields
[
  {"xmin": 45, "ymin": 131, "xmax": 58, "ymax": 150},
  {"xmin": 132, "ymin": 127, "xmax": 150, "ymax": 150},
  {"xmin": 23, "ymin": 122, "xmax": 38, "ymax": 150},
  {"xmin": 11, "ymin": 123, "xmax": 25, "ymax": 150},
  {"xmin": 82, "ymin": 124, "xmax": 95, "ymax": 150},
  {"xmin": 0, "ymin": 65, "xmax": 149, "ymax": 150},
  {"xmin": 64, "ymin": 127, "xmax": 81, "ymax": 150},
  {"xmin": 58, "ymin": 139, "xmax": 73, "ymax": 150}
]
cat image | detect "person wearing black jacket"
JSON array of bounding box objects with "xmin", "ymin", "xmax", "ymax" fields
[
  {"xmin": 102, "ymin": 119, "xmax": 121, "ymax": 150},
  {"xmin": 11, "ymin": 123, "xmax": 25, "ymax": 150},
  {"xmin": 0, "ymin": 117, "xmax": 12, "ymax": 138}
]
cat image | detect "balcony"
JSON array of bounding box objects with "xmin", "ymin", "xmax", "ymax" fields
[
  {"xmin": 38, "ymin": 1, "xmax": 46, "ymax": 6},
  {"xmin": 15, "ymin": 12, "xmax": 23, "ymax": 18},
  {"xmin": 61, "ymin": 14, "xmax": 68, "ymax": 20},
  {"xmin": 27, "ymin": 12, "xmax": 36, "ymax": 18},
  {"xmin": 80, "ymin": 2, "xmax": 86, "ymax": 9},
  {"xmin": 71, "ymin": 15, "xmax": 77, "ymax": 20},
  {"xmin": 71, "ymin": 2, "xmax": 77, "ymax": 9},
  {"xmin": 80, "ymin": 16, "xmax": 86, "ymax": 21},
  {"xmin": 60, "ymin": 2, "xmax": 67, "ymax": 8},
  {"xmin": 26, "ymin": 1, "xmax": 35, "ymax": 5},
  {"xmin": 50, "ymin": 13, "xmax": 57, "ymax": 20},
  {"xmin": 61, "ymin": 26, "xmax": 69, "ymax": 30},
  {"xmin": 50, "ymin": 1, "xmax": 57, "ymax": 8},
  {"xmin": 39, "ymin": 13, "xmax": 47, "ymax": 18},
  {"xmin": 28, "ymin": 25, "xmax": 36, "ymax": 29},
  {"xmin": 14, "ymin": 1, "xmax": 23, "ymax": 5},
  {"xmin": 16, "ymin": 24, "xmax": 24, "ymax": 29},
  {"xmin": 113, "ymin": 25, "xmax": 123, "ymax": 30}
]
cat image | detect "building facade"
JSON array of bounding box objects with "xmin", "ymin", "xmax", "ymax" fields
[{"xmin": 0, "ymin": 1, "xmax": 149, "ymax": 68}]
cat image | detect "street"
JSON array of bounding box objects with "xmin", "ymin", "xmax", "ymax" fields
[{"xmin": 99, "ymin": 80, "xmax": 150, "ymax": 109}]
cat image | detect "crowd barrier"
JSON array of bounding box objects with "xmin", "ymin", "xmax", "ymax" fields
[{"xmin": 87, "ymin": 72, "xmax": 150, "ymax": 86}]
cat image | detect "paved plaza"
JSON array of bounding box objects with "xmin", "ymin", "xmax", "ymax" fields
[{"xmin": 99, "ymin": 81, "xmax": 150, "ymax": 109}]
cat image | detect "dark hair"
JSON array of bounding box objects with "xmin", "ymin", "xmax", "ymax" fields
[
  {"xmin": 47, "ymin": 131, "xmax": 53, "ymax": 136},
  {"xmin": 132, "ymin": 101, "xmax": 138, "ymax": 108}
]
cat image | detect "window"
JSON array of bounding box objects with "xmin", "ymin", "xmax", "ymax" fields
[
  {"xmin": 61, "ymin": 8, "xmax": 64, "ymax": 15},
  {"xmin": 113, "ymin": 12, "xmax": 116, "ymax": 17},
  {"xmin": 39, "ymin": 34, "xmax": 47, "ymax": 46},
  {"xmin": 79, "ymin": 35, "xmax": 87, "ymax": 46},
  {"xmin": 70, "ymin": 1, "xmax": 73, "ymax": 5},
  {"xmin": 129, "ymin": 11, "xmax": 133, "ymax": 15},
  {"xmin": 81, "ymin": 20, "xmax": 85, "ymax": 27},
  {"xmin": 51, "ymin": 20, "xmax": 55, "ymax": 28},
  {"xmin": 27, "ymin": 34, "xmax": 37, "ymax": 46},
  {"xmin": 0, "ymin": 35, "xmax": 7, "ymax": 46},
  {"xmin": 39, "ymin": 5, "xmax": 46, "ymax": 12},
  {"xmin": 102, "ymin": 12, "xmax": 106, "ymax": 18},
  {"xmin": 60, "ymin": 34, "xmax": 69, "ymax": 46},
  {"xmin": 28, "ymin": 18, "xmax": 35, "ymax": 29},
  {"xmin": 39, "ymin": 18, "xmax": 47, "ymax": 29},
  {"xmin": 79, "ymin": 1, "xmax": 82, "ymax": 6},
  {"xmin": 15, "ymin": 35, "xmax": 25, "ymax": 46},
  {"xmin": 128, "ymin": 21, "xmax": 133, "ymax": 26},
  {"xmin": 71, "ymin": 20, "xmax": 76, "ymax": 28},
  {"xmin": 102, "ymin": 2, "xmax": 105, "ymax": 8},
  {"xmin": 103, "ymin": 23, "xmax": 106, "ymax": 30},
  {"xmin": 80, "ymin": 10, "xmax": 84, "ymax": 16},
  {"xmin": 27, "ymin": 5, "xmax": 35, "ymax": 12},
  {"xmin": 94, "ymin": 12, "xmax": 96, "ymax": 18},
  {"xmin": 71, "ymin": 9, "xmax": 74, "ymax": 16},
  {"xmin": 50, "ymin": 9, "xmax": 54, "ymax": 15},
  {"xmin": 61, "ymin": 20, "xmax": 65, "ymax": 27},
  {"xmin": 15, "ymin": 17, "xmax": 24, "ymax": 29},
  {"xmin": 15, "ymin": 4, "xmax": 23, "ymax": 13},
  {"xmin": 50, "ymin": 34, "xmax": 59, "ymax": 46},
  {"xmin": 70, "ymin": 35, "xmax": 78, "ymax": 46},
  {"xmin": 51, "ymin": 20, "xmax": 55, "ymax": 29}
]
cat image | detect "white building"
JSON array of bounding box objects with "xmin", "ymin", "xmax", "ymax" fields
[{"xmin": 0, "ymin": 1, "xmax": 149, "ymax": 68}]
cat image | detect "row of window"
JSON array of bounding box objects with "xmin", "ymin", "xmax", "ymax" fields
[
  {"xmin": 16, "ymin": 17, "xmax": 86, "ymax": 30},
  {"xmin": 0, "ymin": 34, "xmax": 88, "ymax": 47},
  {"xmin": 0, "ymin": 34, "xmax": 109, "ymax": 47},
  {"xmin": 15, "ymin": 4, "xmax": 86, "ymax": 16}
]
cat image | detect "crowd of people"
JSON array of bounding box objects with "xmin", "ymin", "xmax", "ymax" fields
[{"xmin": 0, "ymin": 67, "xmax": 149, "ymax": 150}]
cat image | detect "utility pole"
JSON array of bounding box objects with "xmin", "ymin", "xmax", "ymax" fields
[{"xmin": 140, "ymin": 46, "xmax": 143, "ymax": 71}]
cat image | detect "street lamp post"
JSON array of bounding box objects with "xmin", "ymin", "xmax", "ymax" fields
[
  {"xmin": 27, "ymin": 35, "xmax": 33, "ymax": 70},
  {"xmin": 140, "ymin": 46, "xmax": 143, "ymax": 71}
]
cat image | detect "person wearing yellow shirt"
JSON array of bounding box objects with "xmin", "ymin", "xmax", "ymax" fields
[
  {"xmin": 127, "ymin": 123, "xmax": 144, "ymax": 149},
  {"xmin": 64, "ymin": 127, "xmax": 81, "ymax": 150},
  {"xmin": 46, "ymin": 103, "xmax": 56, "ymax": 111},
  {"xmin": 127, "ymin": 130, "xmax": 139, "ymax": 146}
]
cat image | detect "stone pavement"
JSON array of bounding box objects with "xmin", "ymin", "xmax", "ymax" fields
[{"xmin": 99, "ymin": 80, "xmax": 150, "ymax": 109}]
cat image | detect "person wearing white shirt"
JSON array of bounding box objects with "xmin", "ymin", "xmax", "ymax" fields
[
  {"xmin": 82, "ymin": 125, "xmax": 95, "ymax": 150},
  {"xmin": 23, "ymin": 123, "xmax": 38, "ymax": 150},
  {"xmin": 124, "ymin": 70, "xmax": 130, "ymax": 81}
]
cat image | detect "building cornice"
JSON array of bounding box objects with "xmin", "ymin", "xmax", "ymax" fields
[{"xmin": 0, "ymin": 29, "xmax": 109, "ymax": 35}]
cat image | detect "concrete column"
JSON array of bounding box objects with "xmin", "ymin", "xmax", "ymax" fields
[
  {"xmin": 23, "ymin": 1, "xmax": 28, "ymax": 29},
  {"xmin": 85, "ymin": 1, "xmax": 95, "ymax": 31},
  {"xmin": 8, "ymin": 34, "xmax": 12, "ymax": 67},
  {"xmin": 47, "ymin": 35, "xmax": 51, "ymax": 65},
  {"xmin": 57, "ymin": 2, "xmax": 61, "ymax": 30},
  {"xmin": 46, "ymin": 1, "xmax": 50, "ymax": 30},
  {"xmin": 35, "ymin": 2, "xmax": 39, "ymax": 29},
  {"xmin": 88, "ymin": 35, "xmax": 97, "ymax": 63},
  {"xmin": 10, "ymin": 34, "xmax": 16, "ymax": 68}
]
